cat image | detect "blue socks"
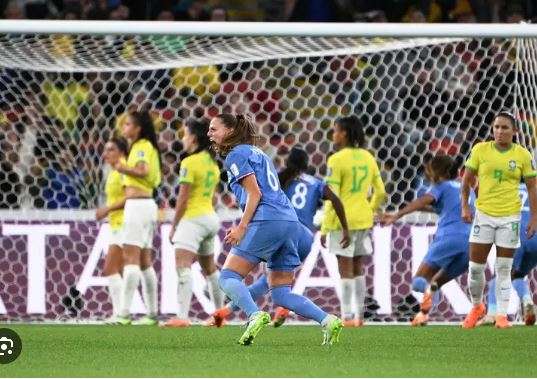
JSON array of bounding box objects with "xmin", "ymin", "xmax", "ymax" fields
[
  {"xmin": 412, "ymin": 276, "xmax": 428, "ymax": 293},
  {"xmin": 219, "ymin": 269, "xmax": 259, "ymax": 317},
  {"xmin": 271, "ymin": 285, "xmax": 327, "ymax": 324},
  {"xmin": 487, "ymin": 278, "xmax": 497, "ymax": 314},
  {"xmin": 512, "ymin": 278, "xmax": 531, "ymax": 302},
  {"xmin": 230, "ymin": 275, "xmax": 270, "ymax": 312}
]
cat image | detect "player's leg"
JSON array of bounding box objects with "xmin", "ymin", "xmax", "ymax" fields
[
  {"xmin": 134, "ymin": 249, "xmax": 158, "ymax": 325},
  {"xmin": 103, "ymin": 243, "xmax": 123, "ymax": 322},
  {"xmin": 512, "ymin": 240, "xmax": 537, "ymax": 325},
  {"xmin": 119, "ymin": 243, "xmax": 142, "ymax": 324},
  {"xmin": 351, "ymin": 229, "xmax": 373, "ymax": 327},
  {"xmin": 331, "ymin": 230, "xmax": 356, "ymax": 325},
  {"xmin": 163, "ymin": 249, "xmax": 196, "ymax": 327}
]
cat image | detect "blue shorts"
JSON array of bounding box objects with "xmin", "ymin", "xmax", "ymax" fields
[
  {"xmin": 297, "ymin": 223, "xmax": 314, "ymax": 262},
  {"xmin": 423, "ymin": 234, "xmax": 469, "ymax": 279},
  {"xmin": 513, "ymin": 233, "xmax": 537, "ymax": 276},
  {"xmin": 231, "ymin": 220, "xmax": 301, "ymax": 272}
]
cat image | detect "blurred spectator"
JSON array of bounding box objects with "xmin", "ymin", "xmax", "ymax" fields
[
  {"xmin": 157, "ymin": 9, "xmax": 174, "ymax": 20},
  {"xmin": 210, "ymin": 6, "xmax": 228, "ymax": 21},
  {"xmin": 3, "ymin": 0, "xmax": 24, "ymax": 18}
]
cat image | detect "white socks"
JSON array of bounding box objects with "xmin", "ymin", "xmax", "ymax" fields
[
  {"xmin": 120, "ymin": 264, "xmax": 141, "ymax": 318},
  {"xmin": 340, "ymin": 278, "xmax": 354, "ymax": 319},
  {"xmin": 206, "ymin": 271, "xmax": 225, "ymax": 309},
  {"xmin": 141, "ymin": 266, "xmax": 158, "ymax": 317},
  {"xmin": 468, "ymin": 261, "xmax": 486, "ymax": 306},
  {"xmin": 176, "ymin": 267, "xmax": 193, "ymax": 319},
  {"xmin": 107, "ymin": 273, "xmax": 123, "ymax": 317},
  {"xmin": 354, "ymin": 275, "xmax": 366, "ymax": 320},
  {"xmin": 495, "ymin": 257, "xmax": 513, "ymax": 315}
]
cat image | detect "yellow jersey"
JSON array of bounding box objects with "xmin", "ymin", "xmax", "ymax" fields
[
  {"xmin": 105, "ymin": 159, "xmax": 126, "ymax": 231},
  {"xmin": 465, "ymin": 141, "xmax": 536, "ymax": 217},
  {"xmin": 178, "ymin": 151, "xmax": 220, "ymax": 219},
  {"xmin": 124, "ymin": 138, "xmax": 161, "ymax": 193},
  {"xmin": 321, "ymin": 147, "xmax": 386, "ymax": 232}
]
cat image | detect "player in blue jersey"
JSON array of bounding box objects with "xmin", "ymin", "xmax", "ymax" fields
[
  {"xmin": 208, "ymin": 113, "xmax": 342, "ymax": 345},
  {"xmin": 382, "ymin": 155, "xmax": 473, "ymax": 326},
  {"xmin": 484, "ymin": 183, "xmax": 537, "ymax": 326}
]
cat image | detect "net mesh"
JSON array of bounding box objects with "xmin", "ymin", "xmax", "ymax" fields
[{"xmin": 0, "ymin": 33, "xmax": 535, "ymax": 322}]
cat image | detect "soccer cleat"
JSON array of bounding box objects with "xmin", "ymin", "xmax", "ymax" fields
[
  {"xmin": 343, "ymin": 319, "xmax": 356, "ymax": 327},
  {"xmin": 272, "ymin": 307, "xmax": 290, "ymax": 328},
  {"xmin": 162, "ymin": 318, "xmax": 191, "ymax": 328},
  {"xmin": 238, "ymin": 311, "xmax": 270, "ymax": 346},
  {"xmin": 477, "ymin": 314, "xmax": 496, "ymax": 326},
  {"xmin": 411, "ymin": 311, "xmax": 429, "ymax": 327},
  {"xmin": 132, "ymin": 316, "xmax": 158, "ymax": 326},
  {"xmin": 355, "ymin": 319, "xmax": 364, "ymax": 327},
  {"xmin": 494, "ymin": 315, "xmax": 511, "ymax": 329},
  {"xmin": 420, "ymin": 291, "xmax": 433, "ymax": 314},
  {"xmin": 211, "ymin": 307, "xmax": 232, "ymax": 328},
  {"xmin": 461, "ymin": 303, "xmax": 486, "ymax": 329},
  {"xmin": 322, "ymin": 315, "xmax": 343, "ymax": 346},
  {"xmin": 114, "ymin": 316, "xmax": 132, "ymax": 326},
  {"xmin": 523, "ymin": 302, "xmax": 536, "ymax": 326}
]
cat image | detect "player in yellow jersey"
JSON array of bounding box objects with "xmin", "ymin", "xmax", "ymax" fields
[
  {"xmin": 163, "ymin": 118, "xmax": 224, "ymax": 327},
  {"xmin": 95, "ymin": 137, "xmax": 129, "ymax": 323},
  {"xmin": 321, "ymin": 115, "xmax": 386, "ymax": 327},
  {"xmin": 461, "ymin": 111, "xmax": 537, "ymax": 329},
  {"xmin": 113, "ymin": 110, "xmax": 162, "ymax": 326}
]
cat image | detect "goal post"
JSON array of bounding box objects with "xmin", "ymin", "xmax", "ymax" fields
[{"xmin": 0, "ymin": 21, "xmax": 535, "ymax": 323}]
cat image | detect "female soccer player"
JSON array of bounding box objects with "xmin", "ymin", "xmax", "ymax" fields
[
  {"xmin": 164, "ymin": 118, "xmax": 224, "ymax": 327},
  {"xmin": 382, "ymin": 155, "xmax": 472, "ymax": 326},
  {"xmin": 321, "ymin": 115, "xmax": 386, "ymax": 327},
  {"xmin": 95, "ymin": 137, "xmax": 129, "ymax": 323},
  {"xmin": 113, "ymin": 110, "xmax": 161, "ymax": 326},
  {"xmin": 461, "ymin": 111, "xmax": 537, "ymax": 329},
  {"xmin": 208, "ymin": 113, "xmax": 342, "ymax": 345},
  {"xmin": 211, "ymin": 146, "xmax": 350, "ymax": 327}
]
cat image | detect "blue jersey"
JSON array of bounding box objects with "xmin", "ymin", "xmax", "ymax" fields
[
  {"xmin": 225, "ymin": 144, "xmax": 297, "ymax": 222},
  {"xmin": 283, "ymin": 173, "xmax": 325, "ymax": 231},
  {"xmin": 514, "ymin": 183, "xmax": 537, "ymax": 276},
  {"xmin": 426, "ymin": 180, "xmax": 473, "ymax": 238},
  {"xmin": 519, "ymin": 183, "xmax": 530, "ymax": 227}
]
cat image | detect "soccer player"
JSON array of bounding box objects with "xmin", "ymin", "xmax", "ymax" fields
[
  {"xmin": 381, "ymin": 155, "xmax": 473, "ymax": 326},
  {"xmin": 164, "ymin": 118, "xmax": 224, "ymax": 327},
  {"xmin": 461, "ymin": 111, "xmax": 537, "ymax": 329},
  {"xmin": 483, "ymin": 182, "xmax": 536, "ymax": 326},
  {"xmin": 95, "ymin": 137, "xmax": 129, "ymax": 323},
  {"xmin": 321, "ymin": 115, "xmax": 386, "ymax": 327},
  {"xmin": 211, "ymin": 146, "xmax": 350, "ymax": 327},
  {"xmin": 113, "ymin": 110, "xmax": 162, "ymax": 325},
  {"xmin": 208, "ymin": 113, "xmax": 342, "ymax": 345}
]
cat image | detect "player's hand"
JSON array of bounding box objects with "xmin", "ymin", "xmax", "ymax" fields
[
  {"xmin": 169, "ymin": 225, "xmax": 176, "ymax": 244},
  {"xmin": 527, "ymin": 218, "xmax": 537, "ymax": 239},
  {"xmin": 111, "ymin": 160, "xmax": 123, "ymax": 171},
  {"xmin": 224, "ymin": 224, "xmax": 247, "ymax": 245},
  {"xmin": 461, "ymin": 206, "xmax": 473, "ymax": 224},
  {"xmin": 340, "ymin": 229, "xmax": 350, "ymax": 249},
  {"xmin": 380, "ymin": 213, "xmax": 397, "ymax": 226},
  {"xmin": 95, "ymin": 207, "xmax": 108, "ymax": 221},
  {"xmin": 320, "ymin": 234, "xmax": 327, "ymax": 248}
]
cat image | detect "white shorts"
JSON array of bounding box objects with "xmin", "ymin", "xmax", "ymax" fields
[
  {"xmin": 122, "ymin": 198, "xmax": 158, "ymax": 249},
  {"xmin": 109, "ymin": 227, "xmax": 123, "ymax": 247},
  {"xmin": 172, "ymin": 213, "xmax": 220, "ymax": 255},
  {"xmin": 328, "ymin": 229, "xmax": 373, "ymax": 257},
  {"xmin": 469, "ymin": 209, "xmax": 521, "ymax": 249}
]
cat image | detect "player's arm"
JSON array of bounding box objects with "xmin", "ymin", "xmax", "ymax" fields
[
  {"xmin": 460, "ymin": 167, "xmax": 476, "ymax": 223},
  {"xmin": 169, "ymin": 183, "xmax": 191, "ymax": 243},
  {"xmin": 114, "ymin": 160, "xmax": 149, "ymax": 178},
  {"xmin": 96, "ymin": 198, "xmax": 126, "ymax": 221},
  {"xmin": 380, "ymin": 194, "xmax": 435, "ymax": 226},
  {"xmin": 225, "ymin": 174, "xmax": 261, "ymax": 245},
  {"xmin": 320, "ymin": 157, "xmax": 341, "ymax": 247},
  {"xmin": 369, "ymin": 162, "xmax": 386, "ymax": 213},
  {"xmin": 322, "ymin": 186, "xmax": 350, "ymax": 248},
  {"xmin": 525, "ymin": 177, "xmax": 537, "ymax": 238}
]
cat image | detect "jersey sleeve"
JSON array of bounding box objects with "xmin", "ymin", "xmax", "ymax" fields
[
  {"xmin": 521, "ymin": 148, "xmax": 537, "ymax": 178},
  {"xmin": 325, "ymin": 155, "xmax": 341, "ymax": 196},
  {"xmin": 178, "ymin": 157, "xmax": 195, "ymax": 184},
  {"xmin": 225, "ymin": 149, "xmax": 254, "ymax": 182},
  {"xmin": 130, "ymin": 141, "xmax": 151, "ymax": 166},
  {"xmin": 369, "ymin": 158, "xmax": 386, "ymax": 211},
  {"xmin": 465, "ymin": 143, "xmax": 481, "ymax": 172},
  {"xmin": 426, "ymin": 183, "xmax": 443, "ymax": 204}
]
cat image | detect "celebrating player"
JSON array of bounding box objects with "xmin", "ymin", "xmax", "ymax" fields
[
  {"xmin": 164, "ymin": 118, "xmax": 224, "ymax": 327},
  {"xmin": 211, "ymin": 146, "xmax": 349, "ymax": 327},
  {"xmin": 95, "ymin": 137, "xmax": 129, "ymax": 323},
  {"xmin": 461, "ymin": 111, "xmax": 537, "ymax": 329},
  {"xmin": 381, "ymin": 155, "xmax": 473, "ymax": 326},
  {"xmin": 114, "ymin": 110, "xmax": 162, "ymax": 325},
  {"xmin": 321, "ymin": 115, "xmax": 386, "ymax": 327},
  {"xmin": 208, "ymin": 113, "xmax": 342, "ymax": 345}
]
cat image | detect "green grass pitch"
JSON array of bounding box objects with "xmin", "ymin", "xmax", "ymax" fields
[{"xmin": 2, "ymin": 324, "xmax": 537, "ymax": 377}]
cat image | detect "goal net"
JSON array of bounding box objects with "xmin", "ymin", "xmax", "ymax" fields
[{"xmin": 0, "ymin": 23, "xmax": 536, "ymax": 323}]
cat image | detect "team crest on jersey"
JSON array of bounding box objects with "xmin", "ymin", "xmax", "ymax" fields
[
  {"xmin": 473, "ymin": 225, "xmax": 480, "ymax": 235},
  {"xmin": 180, "ymin": 168, "xmax": 187, "ymax": 178},
  {"xmin": 137, "ymin": 151, "xmax": 145, "ymax": 158},
  {"xmin": 508, "ymin": 160, "xmax": 516, "ymax": 171},
  {"xmin": 230, "ymin": 163, "xmax": 239, "ymax": 177}
]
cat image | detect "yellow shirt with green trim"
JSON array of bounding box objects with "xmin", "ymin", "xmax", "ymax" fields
[
  {"xmin": 105, "ymin": 158, "xmax": 126, "ymax": 231},
  {"xmin": 321, "ymin": 147, "xmax": 386, "ymax": 232},
  {"xmin": 124, "ymin": 138, "xmax": 161, "ymax": 193},
  {"xmin": 465, "ymin": 141, "xmax": 537, "ymax": 217},
  {"xmin": 178, "ymin": 151, "xmax": 219, "ymax": 219}
]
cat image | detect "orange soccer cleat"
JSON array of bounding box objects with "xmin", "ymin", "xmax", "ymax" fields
[
  {"xmin": 461, "ymin": 303, "xmax": 486, "ymax": 329},
  {"xmin": 411, "ymin": 311, "xmax": 429, "ymax": 327},
  {"xmin": 494, "ymin": 315, "xmax": 511, "ymax": 329},
  {"xmin": 211, "ymin": 307, "xmax": 232, "ymax": 328},
  {"xmin": 420, "ymin": 291, "xmax": 433, "ymax": 314},
  {"xmin": 162, "ymin": 318, "xmax": 191, "ymax": 328},
  {"xmin": 343, "ymin": 319, "xmax": 364, "ymax": 327},
  {"xmin": 272, "ymin": 307, "xmax": 290, "ymax": 328}
]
